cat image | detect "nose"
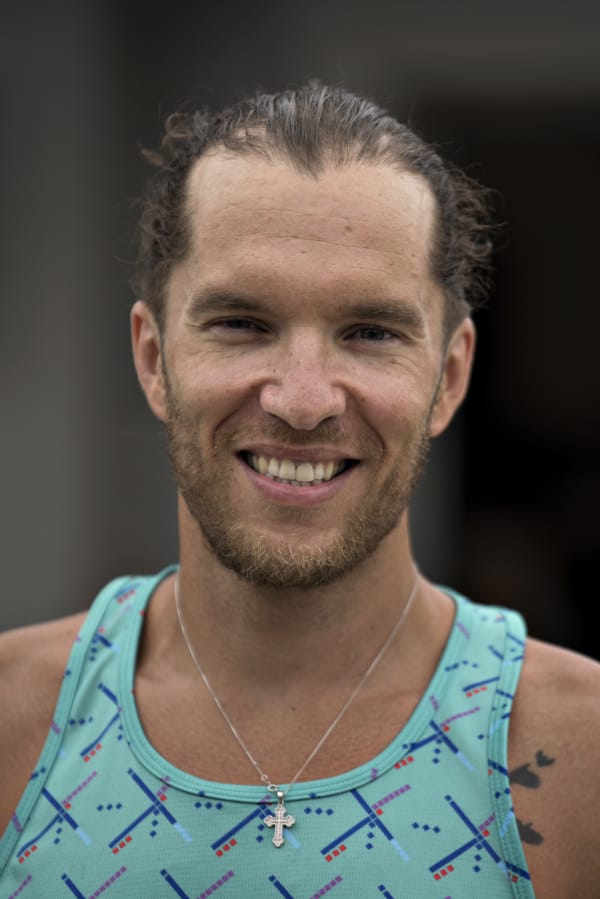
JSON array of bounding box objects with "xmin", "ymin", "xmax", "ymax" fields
[{"xmin": 259, "ymin": 332, "xmax": 347, "ymax": 430}]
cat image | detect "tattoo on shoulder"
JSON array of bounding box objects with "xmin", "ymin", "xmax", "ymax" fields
[
  {"xmin": 510, "ymin": 748, "xmax": 555, "ymax": 788},
  {"xmin": 517, "ymin": 820, "xmax": 544, "ymax": 846},
  {"xmin": 509, "ymin": 747, "xmax": 556, "ymax": 846}
]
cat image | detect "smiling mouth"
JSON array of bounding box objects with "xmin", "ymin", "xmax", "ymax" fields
[{"xmin": 240, "ymin": 452, "xmax": 357, "ymax": 487}]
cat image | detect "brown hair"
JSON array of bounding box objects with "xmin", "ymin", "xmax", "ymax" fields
[{"xmin": 133, "ymin": 81, "xmax": 496, "ymax": 337}]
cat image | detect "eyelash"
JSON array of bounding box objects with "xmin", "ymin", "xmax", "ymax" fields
[
  {"xmin": 347, "ymin": 326, "xmax": 395, "ymax": 342},
  {"xmin": 210, "ymin": 319, "xmax": 399, "ymax": 343},
  {"xmin": 214, "ymin": 318, "xmax": 264, "ymax": 331}
]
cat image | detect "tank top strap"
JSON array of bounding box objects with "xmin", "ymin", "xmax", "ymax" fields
[
  {"xmin": 441, "ymin": 591, "xmax": 531, "ymax": 894},
  {"xmin": 0, "ymin": 572, "xmax": 172, "ymax": 869}
]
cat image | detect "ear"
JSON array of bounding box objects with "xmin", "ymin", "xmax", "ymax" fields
[
  {"xmin": 429, "ymin": 317, "xmax": 476, "ymax": 437},
  {"xmin": 130, "ymin": 300, "xmax": 169, "ymax": 423}
]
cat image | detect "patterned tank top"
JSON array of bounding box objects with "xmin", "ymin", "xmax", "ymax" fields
[{"xmin": 0, "ymin": 567, "xmax": 535, "ymax": 898}]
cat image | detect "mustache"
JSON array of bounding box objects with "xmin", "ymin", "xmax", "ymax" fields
[
  {"xmin": 165, "ymin": 390, "xmax": 384, "ymax": 460},
  {"xmin": 222, "ymin": 420, "xmax": 355, "ymax": 449},
  {"xmin": 165, "ymin": 387, "xmax": 342, "ymax": 444}
]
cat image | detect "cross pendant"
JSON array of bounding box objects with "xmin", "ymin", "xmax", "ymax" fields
[{"xmin": 264, "ymin": 792, "xmax": 295, "ymax": 847}]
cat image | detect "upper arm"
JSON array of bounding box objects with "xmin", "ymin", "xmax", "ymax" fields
[
  {"xmin": 508, "ymin": 638, "xmax": 600, "ymax": 896},
  {"xmin": 0, "ymin": 614, "xmax": 84, "ymax": 835}
]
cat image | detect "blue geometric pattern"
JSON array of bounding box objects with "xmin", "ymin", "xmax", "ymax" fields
[{"xmin": 0, "ymin": 568, "xmax": 534, "ymax": 897}]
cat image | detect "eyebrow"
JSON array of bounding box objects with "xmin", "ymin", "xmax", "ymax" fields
[
  {"xmin": 187, "ymin": 289, "xmax": 267, "ymax": 317},
  {"xmin": 187, "ymin": 289, "xmax": 426, "ymax": 332},
  {"xmin": 338, "ymin": 300, "xmax": 426, "ymax": 332}
]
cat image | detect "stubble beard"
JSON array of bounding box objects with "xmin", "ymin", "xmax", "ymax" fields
[{"xmin": 165, "ymin": 390, "xmax": 432, "ymax": 590}]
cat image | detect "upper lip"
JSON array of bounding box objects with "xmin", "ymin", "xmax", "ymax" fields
[{"xmin": 238, "ymin": 444, "xmax": 359, "ymax": 463}]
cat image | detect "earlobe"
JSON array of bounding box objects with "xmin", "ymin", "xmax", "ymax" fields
[
  {"xmin": 130, "ymin": 300, "xmax": 169, "ymax": 423},
  {"xmin": 429, "ymin": 318, "xmax": 476, "ymax": 437}
]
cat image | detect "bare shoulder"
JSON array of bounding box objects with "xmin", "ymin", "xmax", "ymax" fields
[
  {"xmin": 0, "ymin": 613, "xmax": 85, "ymax": 834},
  {"xmin": 514, "ymin": 637, "xmax": 600, "ymax": 739},
  {"xmin": 509, "ymin": 638, "xmax": 600, "ymax": 896},
  {"xmin": 510, "ymin": 638, "xmax": 600, "ymax": 793}
]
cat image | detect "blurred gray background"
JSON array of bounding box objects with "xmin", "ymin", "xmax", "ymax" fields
[{"xmin": 1, "ymin": 0, "xmax": 598, "ymax": 658}]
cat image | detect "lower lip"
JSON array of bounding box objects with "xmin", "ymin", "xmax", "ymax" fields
[{"xmin": 240, "ymin": 458, "xmax": 357, "ymax": 506}]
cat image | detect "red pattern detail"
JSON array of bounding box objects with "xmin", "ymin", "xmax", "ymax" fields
[
  {"xmin": 112, "ymin": 834, "xmax": 133, "ymax": 856},
  {"xmin": 216, "ymin": 838, "xmax": 237, "ymax": 857},
  {"xmin": 467, "ymin": 685, "xmax": 489, "ymax": 698},
  {"xmin": 326, "ymin": 843, "xmax": 346, "ymax": 862},
  {"xmin": 434, "ymin": 864, "xmax": 455, "ymax": 880},
  {"xmin": 19, "ymin": 845, "xmax": 38, "ymax": 863}
]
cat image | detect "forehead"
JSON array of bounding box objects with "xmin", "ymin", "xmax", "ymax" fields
[{"xmin": 177, "ymin": 151, "xmax": 440, "ymax": 314}]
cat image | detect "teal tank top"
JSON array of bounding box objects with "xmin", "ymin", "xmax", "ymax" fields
[{"xmin": 0, "ymin": 568, "xmax": 535, "ymax": 898}]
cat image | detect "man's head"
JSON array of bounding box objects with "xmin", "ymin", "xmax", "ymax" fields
[
  {"xmin": 133, "ymin": 81, "xmax": 494, "ymax": 343},
  {"xmin": 131, "ymin": 83, "xmax": 491, "ymax": 588}
]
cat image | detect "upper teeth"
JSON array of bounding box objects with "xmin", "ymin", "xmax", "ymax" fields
[{"xmin": 248, "ymin": 455, "xmax": 343, "ymax": 484}]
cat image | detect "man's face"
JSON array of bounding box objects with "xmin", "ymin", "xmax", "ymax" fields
[{"xmin": 150, "ymin": 153, "xmax": 467, "ymax": 587}]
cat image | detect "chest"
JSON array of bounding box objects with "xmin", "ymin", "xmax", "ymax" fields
[
  {"xmin": 133, "ymin": 669, "xmax": 423, "ymax": 785},
  {"xmin": 7, "ymin": 695, "xmax": 533, "ymax": 899}
]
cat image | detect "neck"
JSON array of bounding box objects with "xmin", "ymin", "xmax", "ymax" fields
[
  {"xmin": 135, "ymin": 507, "xmax": 456, "ymax": 790},
  {"xmin": 164, "ymin": 504, "xmax": 425, "ymax": 695}
]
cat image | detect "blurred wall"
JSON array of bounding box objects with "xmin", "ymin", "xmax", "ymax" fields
[{"xmin": 1, "ymin": 0, "xmax": 598, "ymax": 658}]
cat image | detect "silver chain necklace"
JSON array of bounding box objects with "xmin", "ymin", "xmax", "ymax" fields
[{"xmin": 173, "ymin": 571, "xmax": 418, "ymax": 847}]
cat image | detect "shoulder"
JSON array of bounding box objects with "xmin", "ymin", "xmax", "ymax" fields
[
  {"xmin": 515, "ymin": 637, "xmax": 600, "ymax": 731},
  {"xmin": 511, "ymin": 638, "xmax": 600, "ymax": 791},
  {"xmin": 509, "ymin": 638, "xmax": 600, "ymax": 895},
  {"xmin": 0, "ymin": 613, "xmax": 85, "ymax": 833},
  {"xmin": 0, "ymin": 613, "xmax": 85, "ymax": 703}
]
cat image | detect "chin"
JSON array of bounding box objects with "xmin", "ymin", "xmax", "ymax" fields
[{"xmin": 199, "ymin": 515, "xmax": 401, "ymax": 590}]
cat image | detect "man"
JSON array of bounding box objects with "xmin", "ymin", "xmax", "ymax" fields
[{"xmin": 0, "ymin": 83, "xmax": 598, "ymax": 898}]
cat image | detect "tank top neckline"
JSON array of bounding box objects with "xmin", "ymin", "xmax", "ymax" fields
[{"xmin": 119, "ymin": 566, "xmax": 470, "ymax": 803}]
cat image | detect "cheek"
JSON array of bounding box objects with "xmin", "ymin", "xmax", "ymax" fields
[
  {"xmin": 355, "ymin": 376, "xmax": 433, "ymax": 437},
  {"xmin": 173, "ymin": 358, "xmax": 248, "ymax": 414}
]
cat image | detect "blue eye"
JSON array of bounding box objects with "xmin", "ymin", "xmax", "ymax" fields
[{"xmin": 350, "ymin": 327, "xmax": 394, "ymax": 341}]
